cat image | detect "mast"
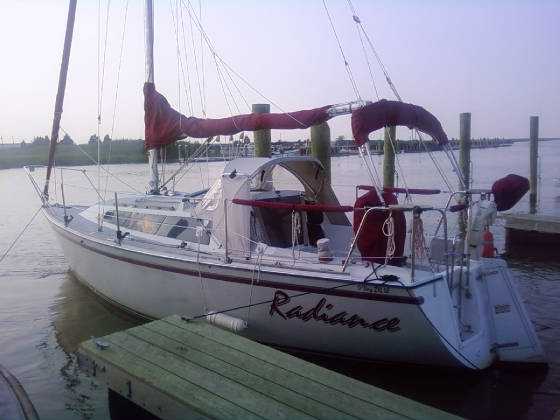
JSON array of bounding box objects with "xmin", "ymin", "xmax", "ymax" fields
[
  {"xmin": 145, "ymin": 0, "xmax": 159, "ymax": 193},
  {"xmin": 43, "ymin": 0, "xmax": 78, "ymax": 199}
]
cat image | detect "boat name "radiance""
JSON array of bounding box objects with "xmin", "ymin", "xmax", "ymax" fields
[{"xmin": 269, "ymin": 290, "xmax": 401, "ymax": 332}]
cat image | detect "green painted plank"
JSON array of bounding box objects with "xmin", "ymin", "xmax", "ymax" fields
[
  {"xmin": 104, "ymin": 331, "xmax": 317, "ymax": 420},
  {"xmin": 80, "ymin": 338, "xmax": 263, "ymax": 420},
  {"xmin": 142, "ymin": 319, "xmax": 402, "ymax": 419},
  {"xmin": 130, "ymin": 323, "xmax": 362, "ymax": 420},
  {"xmin": 164, "ymin": 316, "xmax": 460, "ymax": 420}
]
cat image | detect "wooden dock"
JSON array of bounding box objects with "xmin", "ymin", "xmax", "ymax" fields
[
  {"xmin": 504, "ymin": 213, "xmax": 560, "ymax": 234},
  {"xmin": 503, "ymin": 213, "xmax": 560, "ymax": 257},
  {"xmin": 78, "ymin": 315, "xmax": 461, "ymax": 420}
]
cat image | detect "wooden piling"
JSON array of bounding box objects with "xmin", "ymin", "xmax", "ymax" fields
[
  {"xmin": 310, "ymin": 122, "xmax": 331, "ymax": 184},
  {"xmin": 458, "ymin": 113, "xmax": 471, "ymax": 235},
  {"xmin": 383, "ymin": 126, "xmax": 396, "ymax": 188},
  {"xmin": 529, "ymin": 116, "xmax": 539, "ymax": 214},
  {"xmin": 252, "ymin": 104, "xmax": 271, "ymax": 158}
]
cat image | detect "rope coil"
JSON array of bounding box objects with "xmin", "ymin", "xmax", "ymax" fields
[{"xmin": 382, "ymin": 212, "xmax": 395, "ymax": 265}]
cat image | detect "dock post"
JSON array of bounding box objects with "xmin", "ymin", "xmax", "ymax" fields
[
  {"xmin": 310, "ymin": 122, "xmax": 331, "ymax": 184},
  {"xmin": 458, "ymin": 113, "xmax": 471, "ymax": 236},
  {"xmin": 252, "ymin": 104, "xmax": 271, "ymax": 157},
  {"xmin": 383, "ymin": 126, "xmax": 396, "ymax": 188},
  {"xmin": 529, "ymin": 116, "xmax": 539, "ymax": 214}
]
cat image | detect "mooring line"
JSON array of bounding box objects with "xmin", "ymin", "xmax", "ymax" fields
[{"xmin": 0, "ymin": 206, "xmax": 43, "ymax": 265}]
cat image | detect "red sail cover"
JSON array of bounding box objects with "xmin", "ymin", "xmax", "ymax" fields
[
  {"xmin": 353, "ymin": 189, "xmax": 406, "ymax": 266},
  {"xmin": 492, "ymin": 174, "xmax": 530, "ymax": 211},
  {"xmin": 144, "ymin": 83, "xmax": 333, "ymax": 149},
  {"xmin": 351, "ymin": 100, "xmax": 449, "ymax": 147}
]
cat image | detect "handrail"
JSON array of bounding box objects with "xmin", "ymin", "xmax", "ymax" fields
[
  {"xmin": 342, "ymin": 206, "xmax": 450, "ymax": 286},
  {"xmin": 232, "ymin": 198, "xmax": 353, "ymax": 212},
  {"xmin": 357, "ymin": 185, "xmax": 441, "ymax": 195}
]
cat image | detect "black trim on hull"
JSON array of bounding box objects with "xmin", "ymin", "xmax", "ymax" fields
[{"xmin": 52, "ymin": 217, "xmax": 425, "ymax": 306}]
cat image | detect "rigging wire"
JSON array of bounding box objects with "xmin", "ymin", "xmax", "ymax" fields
[
  {"xmin": 182, "ymin": 0, "xmax": 247, "ymax": 116},
  {"xmin": 346, "ymin": 0, "xmax": 459, "ymax": 195},
  {"xmin": 346, "ymin": 0, "xmax": 401, "ymax": 102},
  {"xmin": 101, "ymin": 0, "xmax": 130, "ymax": 229},
  {"xmin": 178, "ymin": 4, "xmax": 195, "ymax": 115},
  {"xmin": 97, "ymin": 0, "xmax": 112, "ymax": 228},
  {"xmin": 182, "ymin": 277, "xmax": 383, "ymax": 324},
  {"xmin": 198, "ymin": 0, "xmax": 206, "ymax": 116},
  {"xmin": 171, "ymin": 0, "xmax": 184, "ymax": 117},
  {"xmin": 60, "ymin": 127, "xmax": 142, "ymax": 194},
  {"xmin": 321, "ymin": 0, "xmax": 362, "ymax": 101},
  {"xmin": 185, "ymin": 0, "xmax": 206, "ymax": 117},
  {"xmin": 179, "ymin": 0, "xmax": 308, "ymax": 127},
  {"xmin": 0, "ymin": 206, "xmax": 43, "ymax": 265},
  {"xmin": 348, "ymin": 8, "xmax": 379, "ymax": 100}
]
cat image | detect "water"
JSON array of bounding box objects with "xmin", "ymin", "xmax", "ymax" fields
[{"xmin": 1, "ymin": 141, "xmax": 559, "ymax": 419}]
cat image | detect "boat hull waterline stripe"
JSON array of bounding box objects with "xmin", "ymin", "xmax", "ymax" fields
[{"xmin": 54, "ymin": 223, "xmax": 424, "ymax": 306}]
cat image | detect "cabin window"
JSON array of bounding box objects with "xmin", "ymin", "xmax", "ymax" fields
[
  {"xmin": 103, "ymin": 211, "xmax": 210, "ymax": 244},
  {"xmin": 127, "ymin": 212, "xmax": 165, "ymax": 234},
  {"xmin": 158, "ymin": 216, "xmax": 211, "ymax": 245}
]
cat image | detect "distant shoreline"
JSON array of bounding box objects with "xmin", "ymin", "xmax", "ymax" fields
[{"xmin": 0, "ymin": 138, "xmax": 558, "ymax": 170}]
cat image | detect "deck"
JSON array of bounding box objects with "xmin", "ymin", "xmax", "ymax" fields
[
  {"xmin": 503, "ymin": 213, "xmax": 560, "ymax": 256},
  {"xmin": 503, "ymin": 213, "xmax": 560, "ymax": 234},
  {"xmin": 78, "ymin": 315, "xmax": 460, "ymax": 419}
]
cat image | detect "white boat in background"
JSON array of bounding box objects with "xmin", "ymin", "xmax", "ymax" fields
[{"xmin": 25, "ymin": 0, "xmax": 545, "ymax": 369}]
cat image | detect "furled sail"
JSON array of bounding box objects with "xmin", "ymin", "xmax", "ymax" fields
[
  {"xmin": 144, "ymin": 83, "xmax": 333, "ymax": 150},
  {"xmin": 351, "ymin": 99, "xmax": 449, "ymax": 147}
]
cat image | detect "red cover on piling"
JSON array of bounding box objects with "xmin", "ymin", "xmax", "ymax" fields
[
  {"xmin": 353, "ymin": 189, "xmax": 406, "ymax": 266},
  {"xmin": 351, "ymin": 100, "xmax": 449, "ymax": 147},
  {"xmin": 492, "ymin": 174, "xmax": 530, "ymax": 211},
  {"xmin": 144, "ymin": 83, "xmax": 333, "ymax": 149}
]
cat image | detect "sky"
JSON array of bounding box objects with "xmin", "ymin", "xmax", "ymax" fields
[{"xmin": 0, "ymin": 0, "xmax": 559, "ymax": 145}]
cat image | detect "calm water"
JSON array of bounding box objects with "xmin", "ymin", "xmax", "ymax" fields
[{"xmin": 1, "ymin": 141, "xmax": 559, "ymax": 419}]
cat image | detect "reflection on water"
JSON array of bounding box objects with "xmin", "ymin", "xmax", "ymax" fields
[
  {"xmin": 50, "ymin": 273, "xmax": 141, "ymax": 419},
  {"xmin": 52, "ymin": 272, "xmax": 140, "ymax": 354},
  {"xmin": 1, "ymin": 142, "xmax": 559, "ymax": 419}
]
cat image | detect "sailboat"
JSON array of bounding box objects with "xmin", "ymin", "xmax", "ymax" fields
[{"xmin": 25, "ymin": 0, "xmax": 545, "ymax": 369}]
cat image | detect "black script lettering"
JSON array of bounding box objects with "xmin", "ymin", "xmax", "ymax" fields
[
  {"xmin": 370, "ymin": 318, "xmax": 390, "ymax": 331},
  {"xmin": 342, "ymin": 314, "xmax": 369, "ymax": 329},
  {"xmin": 328, "ymin": 311, "xmax": 349, "ymax": 326},
  {"xmin": 268, "ymin": 290, "xmax": 401, "ymax": 333},
  {"xmin": 300, "ymin": 298, "xmax": 326, "ymax": 321},
  {"xmin": 387, "ymin": 317, "xmax": 401, "ymax": 332},
  {"xmin": 286, "ymin": 305, "xmax": 303, "ymax": 319},
  {"xmin": 269, "ymin": 290, "xmax": 290, "ymax": 319}
]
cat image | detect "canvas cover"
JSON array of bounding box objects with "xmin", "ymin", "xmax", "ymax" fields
[
  {"xmin": 193, "ymin": 175, "xmax": 251, "ymax": 254},
  {"xmin": 144, "ymin": 83, "xmax": 333, "ymax": 149},
  {"xmin": 351, "ymin": 100, "xmax": 449, "ymax": 147}
]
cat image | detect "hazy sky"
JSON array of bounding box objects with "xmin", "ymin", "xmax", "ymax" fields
[{"xmin": 1, "ymin": 0, "xmax": 559, "ymax": 144}]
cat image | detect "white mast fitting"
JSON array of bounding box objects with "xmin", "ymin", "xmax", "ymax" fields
[{"xmin": 145, "ymin": 0, "xmax": 159, "ymax": 193}]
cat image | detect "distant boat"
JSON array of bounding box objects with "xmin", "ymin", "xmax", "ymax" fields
[{"xmin": 26, "ymin": 0, "xmax": 545, "ymax": 369}]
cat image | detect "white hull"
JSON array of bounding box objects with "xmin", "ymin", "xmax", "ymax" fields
[{"xmin": 46, "ymin": 206, "xmax": 543, "ymax": 369}]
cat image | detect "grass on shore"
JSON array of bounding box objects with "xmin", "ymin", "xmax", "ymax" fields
[{"xmin": 0, "ymin": 141, "xmax": 148, "ymax": 170}]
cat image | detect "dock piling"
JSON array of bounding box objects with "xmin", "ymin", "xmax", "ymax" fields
[
  {"xmin": 529, "ymin": 116, "xmax": 539, "ymax": 213},
  {"xmin": 383, "ymin": 126, "xmax": 396, "ymax": 188},
  {"xmin": 310, "ymin": 122, "xmax": 331, "ymax": 184},
  {"xmin": 252, "ymin": 104, "xmax": 271, "ymax": 158},
  {"xmin": 458, "ymin": 112, "xmax": 471, "ymax": 235}
]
